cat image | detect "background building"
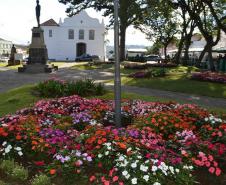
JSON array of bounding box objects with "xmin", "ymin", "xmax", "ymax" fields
[
  {"xmin": 0, "ymin": 38, "xmax": 12, "ymax": 57},
  {"xmin": 41, "ymin": 11, "xmax": 106, "ymax": 61}
]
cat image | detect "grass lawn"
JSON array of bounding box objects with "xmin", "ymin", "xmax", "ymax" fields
[
  {"xmin": 0, "ymin": 85, "xmax": 41, "ymax": 117},
  {"xmin": 0, "ymin": 62, "xmax": 7, "ymax": 67},
  {"xmin": 0, "ymin": 85, "xmax": 225, "ymax": 117},
  {"xmin": 71, "ymin": 62, "xmax": 114, "ymax": 71},
  {"xmin": 106, "ymin": 65, "xmax": 226, "ymax": 99}
]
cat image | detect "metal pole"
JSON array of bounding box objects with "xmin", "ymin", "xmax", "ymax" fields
[{"xmin": 114, "ymin": 0, "xmax": 122, "ymax": 127}]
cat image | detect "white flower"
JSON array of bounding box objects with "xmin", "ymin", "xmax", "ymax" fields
[
  {"xmin": 131, "ymin": 163, "xmax": 137, "ymax": 168},
  {"xmin": 122, "ymin": 170, "xmax": 128, "ymax": 176},
  {"xmin": 204, "ymin": 118, "xmax": 209, "ymax": 122},
  {"xmin": 90, "ymin": 119, "xmax": 97, "ymax": 125},
  {"xmin": 75, "ymin": 151, "xmax": 81, "ymax": 157},
  {"xmin": 140, "ymin": 164, "xmax": 148, "ymax": 172},
  {"xmin": 119, "ymin": 156, "xmax": 125, "ymax": 161},
  {"xmin": 15, "ymin": 147, "xmax": 22, "ymax": 151},
  {"xmin": 125, "ymin": 174, "xmax": 130, "ymax": 179},
  {"xmin": 131, "ymin": 178, "xmax": 137, "ymax": 184},
  {"xmin": 98, "ymin": 154, "xmax": 103, "ymax": 158},
  {"xmin": 105, "ymin": 151, "xmax": 109, "ymax": 156},
  {"xmin": 169, "ymin": 166, "xmax": 174, "ymax": 174},
  {"xmin": 143, "ymin": 175, "xmax": 149, "ymax": 182},
  {"xmin": 2, "ymin": 141, "xmax": 7, "ymax": 146},
  {"xmin": 175, "ymin": 169, "xmax": 180, "ymax": 173},
  {"xmin": 18, "ymin": 151, "xmax": 23, "ymax": 156},
  {"xmin": 153, "ymin": 182, "xmax": 161, "ymax": 185},
  {"xmin": 152, "ymin": 165, "xmax": 158, "ymax": 172},
  {"xmin": 127, "ymin": 147, "xmax": 132, "ymax": 152}
]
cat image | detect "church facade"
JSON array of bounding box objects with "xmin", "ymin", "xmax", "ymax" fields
[{"xmin": 41, "ymin": 11, "xmax": 106, "ymax": 61}]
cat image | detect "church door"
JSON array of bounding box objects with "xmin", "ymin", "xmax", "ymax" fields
[{"xmin": 77, "ymin": 43, "xmax": 86, "ymax": 57}]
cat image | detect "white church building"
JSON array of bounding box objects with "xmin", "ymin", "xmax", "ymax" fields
[{"xmin": 41, "ymin": 11, "xmax": 106, "ymax": 61}]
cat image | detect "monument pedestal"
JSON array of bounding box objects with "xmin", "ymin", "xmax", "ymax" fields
[{"xmin": 18, "ymin": 27, "xmax": 57, "ymax": 73}]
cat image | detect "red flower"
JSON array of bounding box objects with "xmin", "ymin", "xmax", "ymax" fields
[
  {"xmin": 49, "ymin": 169, "xmax": 56, "ymax": 175},
  {"xmin": 34, "ymin": 161, "xmax": 45, "ymax": 166}
]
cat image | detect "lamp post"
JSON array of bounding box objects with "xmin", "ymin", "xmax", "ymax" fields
[{"xmin": 114, "ymin": 0, "xmax": 122, "ymax": 128}]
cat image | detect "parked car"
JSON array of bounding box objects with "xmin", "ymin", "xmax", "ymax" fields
[
  {"xmin": 108, "ymin": 54, "xmax": 115, "ymax": 61},
  {"xmin": 0, "ymin": 56, "xmax": 9, "ymax": 62},
  {"xmin": 75, "ymin": 54, "xmax": 99, "ymax": 62},
  {"xmin": 145, "ymin": 55, "xmax": 161, "ymax": 63}
]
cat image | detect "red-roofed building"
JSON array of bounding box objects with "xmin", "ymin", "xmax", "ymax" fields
[{"xmin": 41, "ymin": 11, "xmax": 106, "ymax": 61}]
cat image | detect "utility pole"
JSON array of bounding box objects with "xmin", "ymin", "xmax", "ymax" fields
[{"xmin": 114, "ymin": 0, "xmax": 122, "ymax": 127}]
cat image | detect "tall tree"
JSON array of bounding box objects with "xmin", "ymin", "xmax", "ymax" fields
[
  {"xmin": 203, "ymin": 0, "xmax": 226, "ymax": 33},
  {"xmin": 58, "ymin": 0, "xmax": 143, "ymax": 61},
  {"xmin": 138, "ymin": 0, "xmax": 179, "ymax": 57},
  {"xmin": 171, "ymin": 0, "xmax": 221, "ymax": 71}
]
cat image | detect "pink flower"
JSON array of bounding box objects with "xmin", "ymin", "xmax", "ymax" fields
[
  {"xmin": 103, "ymin": 181, "xmax": 110, "ymax": 185},
  {"xmin": 208, "ymin": 167, "xmax": 215, "ymax": 174},
  {"xmin": 205, "ymin": 161, "xmax": 211, "ymax": 167},
  {"xmin": 218, "ymin": 131, "xmax": 222, "ymax": 137},
  {"xmin": 89, "ymin": 175, "xmax": 96, "ymax": 182},
  {"xmin": 215, "ymin": 168, "xmax": 221, "ymax": 176},
  {"xmin": 198, "ymin": 151, "xmax": 205, "ymax": 157},
  {"xmin": 146, "ymin": 153, "xmax": 151, "ymax": 159},
  {"xmin": 113, "ymin": 176, "xmax": 119, "ymax": 182},
  {"xmin": 208, "ymin": 155, "xmax": 213, "ymax": 162},
  {"xmin": 213, "ymin": 161, "xmax": 218, "ymax": 167},
  {"xmin": 119, "ymin": 182, "xmax": 124, "ymax": 185}
]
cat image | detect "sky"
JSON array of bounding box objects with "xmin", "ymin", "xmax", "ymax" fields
[{"xmin": 0, "ymin": 0, "xmax": 152, "ymax": 46}]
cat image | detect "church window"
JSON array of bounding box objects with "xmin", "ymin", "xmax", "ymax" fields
[
  {"xmin": 49, "ymin": 30, "xmax": 53, "ymax": 37},
  {"xmin": 89, "ymin": 30, "xmax": 95, "ymax": 40},
  {"xmin": 68, "ymin": 29, "xmax": 74, "ymax": 40},
  {"xmin": 79, "ymin": 29, "xmax": 84, "ymax": 40}
]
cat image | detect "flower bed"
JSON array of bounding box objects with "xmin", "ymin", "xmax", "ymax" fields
[
  {"xmin": 34, "ymin": 78, "xmax": 106, "ymax": 98},
  {"xmin": 0, "ymin": 96, "xmax": 225, "ymax": 185},
  {"xmin": 129, "ymin": 69, "xmax": 166, "ymax": 79},
  {"xmin": 146, "ymin": 63, "xmax": 178, "ymax": 68},
  {"xmin": 191, "ymin": 72, "xmax": 226, "ymax": 84}
]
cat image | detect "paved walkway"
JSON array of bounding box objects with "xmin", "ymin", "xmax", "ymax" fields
[{"xmin": 0, "ymin": 66, "xmax": 225, "ymax": 109}]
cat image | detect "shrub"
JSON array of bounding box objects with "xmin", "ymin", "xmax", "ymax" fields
[
  {"xmin": 0, "ymin": 180, "xmax": 7, "ymax": 185},
  {"xmin": 31, "ymin": 174, "xmax": 51, "ymax": 185},
  {"xmin": 150, "ymin": 68, "xmax": 166, "ymax": 77},
  {"xmin": 0, "ymin": 159, "xmax": 15, "ymax": 175},
  {"xmin": 146, "ymin": 63, "xmax": 177, "ymax": 68},
  {"xmin": 129, "ymin": 68, "xmax": 166, "ymax": 78},
  {"xmin": 11, "ymin": 165, "xmax": 28, "ymax": 181},
  {"xmin": 34, "ymin": 78, "xmax": 106, "ymax": 98},
  {"xmin": 124, "ymin": 62, "xmax": 147, "ymax": 69}
]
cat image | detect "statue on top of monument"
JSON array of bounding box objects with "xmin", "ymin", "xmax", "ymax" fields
[{"xmin": 36, "ymin": 0, "xmax": 41, "ymax": 27}]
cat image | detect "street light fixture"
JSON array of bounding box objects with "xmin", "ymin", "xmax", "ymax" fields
[{"xmin": 114, "ymin": 0, "xmax": 122, "ymax": 128}]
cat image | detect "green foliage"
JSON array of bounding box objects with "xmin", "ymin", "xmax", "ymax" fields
[
  {"xmin": 11, "ymin": 165, "xmax": 28, "ymax": 181},
  {"xmin": 34, "ymin": 79, "xmax": 106, "ymax": 98},
  {"xmin": 31, "ymin": 174, "xmax": 51, "ymax": 185},
  {"xmin": 149, "ymin": 68, "xmax": 166, "ymax": 77},
  {"xmin": 0, "ymin": 180, "xmax": 7, "ymax": 185},
  {"xmin": 0, "ymin": 160, "xmax": 28, "ymax": 182},
  {"xmin": 0, "ymin": 159, "xmax": 15, "ymax": 175}
]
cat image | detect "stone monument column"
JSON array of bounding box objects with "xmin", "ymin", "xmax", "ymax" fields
[{"xmin": 18, "ymin": 0, "xmax": 57, "ymax": 73}]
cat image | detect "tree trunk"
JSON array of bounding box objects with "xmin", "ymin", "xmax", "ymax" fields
[
  {"xmin": 183, "ymin": 37, "xmax": 192, "ymax": 66},
  {"xmin": 164, "ymin": 46, "xmax": 167, "ymax": 60},
  {"xmin": 198, "ymin": 45, "xmax": 208, "ymax": 65},
  {"xmin": 207, "ymin": 45, "xmax": 215, "ymax": 71},
  {"xmin": 120, "ymin": 25, "xmax": 127, "ymax": 61},
  {"xmin": 175, "ymin": 35, "xmax": 184, "ymax": 64}
]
